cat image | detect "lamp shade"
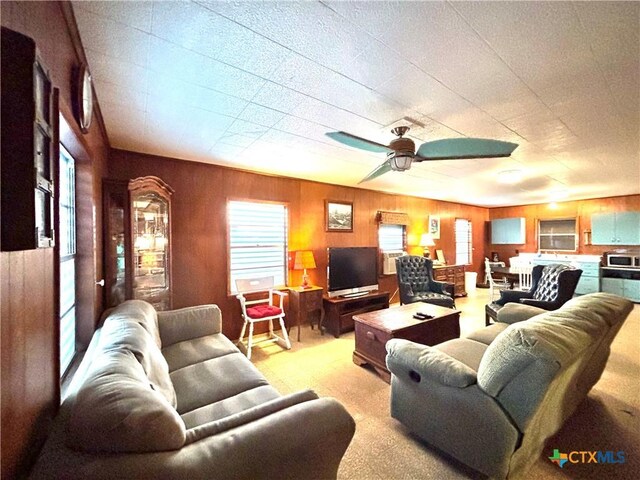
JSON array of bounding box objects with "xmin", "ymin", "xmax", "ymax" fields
[
  {"xmin": 294, "ymin": 250, "xmax": 316, "ymax": 270},
  {"xmin": 419, "ymin": 233, "xmax": 435, "ymax": 247}
]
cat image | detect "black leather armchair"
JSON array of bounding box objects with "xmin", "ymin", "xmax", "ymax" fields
[
  {"xmin": 485, "ymin": 263, "xmax": 582, "ymax": 325},
  {"xmin": 395, "ymin": 255, "xmax": 455, "ymax": 308}
]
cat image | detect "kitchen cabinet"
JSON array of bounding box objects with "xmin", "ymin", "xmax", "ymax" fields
[
  {"xmin": 592, "ymin": 212, "xmax": 640, "ymax": 245},
  {"xmin": 491, "ymin": 218, "xmax": 525, "ymax": 244},
  {"xmin": 601, "ymin": 278, "xmax": 640, "ymax": 303},
  {"xmin": 532, "ymin": 254, "xmax": 601, "ymax": 295}
]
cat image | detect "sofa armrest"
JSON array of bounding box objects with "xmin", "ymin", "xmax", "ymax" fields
[
  {"xmin": 386, "ymin": 339, "xmax": 477, "ymax": 388},
  {"xmin": 157, "ymin": 305, "xmax": 222, "ymax": 347},
  {"xmin": 181, "ymin": 396, "xmax": 355, "ymax": 480},
  {"xmin": 185, "ymin": 390, "xmax": 318, "ymax": 444},
  {"xmin": 496, "ymin": 303, "xmax": 547, "ymax": 324}
]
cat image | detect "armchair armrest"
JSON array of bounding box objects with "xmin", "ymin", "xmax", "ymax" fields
[
  {"xmin": 272, "ymin": 289, "xmax": 287, "ymax": 308},
  {"xmin": 521, "ymin": 298, "xmax": 562, "ymax": 310},
  {"xmin": 496, "ymin": 289, "xmax": 532, "ymax": 305},
  {"xmin": 386, "ymin": 339, "xmax": 477, "ymax": 388},
  {"xmin": 496, "ymin": 303, "xmax": 547, "ymax": 324},
  {"xmin": 157, "ymin": 305, "xmax": 222, "ymax": 347},
  {"xmin": 429, "ymin": 280, "xmax": 451, "ymax": 296}
]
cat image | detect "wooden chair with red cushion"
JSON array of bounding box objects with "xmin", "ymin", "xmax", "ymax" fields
[{"xmin": 235, "ymin": 276, "xmax": 291, "ymax": 360}]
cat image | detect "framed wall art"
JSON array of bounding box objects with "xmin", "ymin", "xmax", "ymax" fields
[
  {"xmin": 325, "ymin": 200, "xmax": 353, "ymax": 232},
  {"xmin": 428, "ymin": 215, "xmax": 440, "ymax": 240}
]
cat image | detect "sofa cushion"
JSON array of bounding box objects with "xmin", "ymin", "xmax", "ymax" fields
[
  {"xmin": 181, "ymin": 385, "xmax": 281, "ymax": 429},
  {"xmin": 466, "ymin": 322, "xmax": 509, "ymax": 345},
  {"xmin": 435, "ymin": 338, "xmax": 488, "ymax": 372},
  {"xmin": 67, "ymin": 349, "xmax": 186, "ymax": 453},
  {"xmin": 162, "ymin": 333, "xmax": 238, "ymax": 372},
  {"xmin": 105, "ymin": 300, "xmax": 161, "ymax": 348},
  {"xmin": 171, "ymin": 352, "xmax": 270, "ymax": 414},
  {"xmin": 98, "ymin": 319, "xmax": 176, "ymax": 407}
]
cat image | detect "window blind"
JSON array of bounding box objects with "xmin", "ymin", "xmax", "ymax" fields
[
  {"xmin": 378, "ymin": 224, "xmax": 405, "ymax": 252},
  {"xmin": 455, "ymin": 218, "xmax": 472, "ymax": 265},
  {"xmin": 228, "ymin": 200, "xmax": 288, "ymax": 292}
]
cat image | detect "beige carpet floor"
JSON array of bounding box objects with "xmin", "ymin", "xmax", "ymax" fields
[{"xmin": 250, "ymin": 289, "xmax": 640, "ymax": 479}]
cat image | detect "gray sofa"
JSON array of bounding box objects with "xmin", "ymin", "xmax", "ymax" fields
[
  {"xmin": 30, "ymin": 300, "xmax": 355, "ymax": 479},
  {"xmin": 385, "ymin": 292, "xmax": 633, "ymax": 479}
]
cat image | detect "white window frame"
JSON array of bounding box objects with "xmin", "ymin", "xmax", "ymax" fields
[
  {"xmin": 227, "ymin": 200, "xmax": 288, "ymax": 294},
  {"xmin": 538, "ymin": 218, "xmax": 578, "ymax": 252},
  {"xmin": 59, "ymin": 145, "xmax": 76, "ymax": 377},
  {"xmin": 455, "ymin": 218, "xmax": 472, "ymax": 265}
]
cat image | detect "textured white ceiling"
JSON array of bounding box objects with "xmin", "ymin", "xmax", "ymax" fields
[{"xmin": 73, "ymin": 0, "xmax": 639, "ymax": 207}]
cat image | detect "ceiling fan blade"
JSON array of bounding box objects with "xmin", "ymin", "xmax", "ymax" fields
[
  {"xmin": 415, "ymin": 138, "xmax": 518, "ymax": 161},
  {"xmin": 326, "ymin": 131, "xmax": 392, "ymax": 153},
  {"xmin": 358, "ymin": 159, "xmax": 393, "ymax": 184}
]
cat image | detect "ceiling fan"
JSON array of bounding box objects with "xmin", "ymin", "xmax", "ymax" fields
[{"xmin": 326, "ymin": 126, "xmax": 518, "ymax": 183}]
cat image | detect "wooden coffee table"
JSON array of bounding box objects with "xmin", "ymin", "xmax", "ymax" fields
[{"xmin": 352, "ymin": 302, "xmax": 461, "ymax": 382}]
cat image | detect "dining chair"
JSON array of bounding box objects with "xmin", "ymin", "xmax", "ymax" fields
[
  {"xmin": 484, "ymin": 257, "xmax": 511, "ymax": 301},
  {"xmin": 235, "ymin": 276, "xmax": 291, "ymax": 360}
]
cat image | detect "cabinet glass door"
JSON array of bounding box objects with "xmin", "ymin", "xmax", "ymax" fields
[{"xmin": 131, "ymin": 190, "xmax": 170, "ymax": 310}]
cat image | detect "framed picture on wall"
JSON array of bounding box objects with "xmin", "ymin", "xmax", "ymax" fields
[
  {"xmin": 326, "ymin": 200, "xmax": 353, "ymax": 232},
  {"xmin": 429, "ymin": 215, "xmax": 440, "ymax": 239}
]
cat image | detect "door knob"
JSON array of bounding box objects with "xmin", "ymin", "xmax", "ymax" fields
[{"xmin": 96, "ymin": 279, "xmax": 105, "ymax": 287}]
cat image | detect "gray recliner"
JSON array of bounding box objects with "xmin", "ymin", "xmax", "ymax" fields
[
  {"xmin": 386, "ymin": 293, "xmax": 633, "ymax": 479},
  {"xmin": 395, "ymin": 255, "xmax": 455, "ymax": 308}
]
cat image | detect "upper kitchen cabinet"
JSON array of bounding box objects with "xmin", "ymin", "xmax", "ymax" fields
[
  {"xmin": 490, "ymin": 217, "xmax": 526, "ymax": 244},
  {"xmin": 592, "ymin": 212, "xmax": 640, "ymax": 245}
]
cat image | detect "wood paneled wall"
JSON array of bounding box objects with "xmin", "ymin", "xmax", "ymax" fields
[
  {"xmin": 109, "ymin": 150, "xmax": 489, "ymax": 338},
  {"xmin": 1, "ymin": 2, "xmax": 109, "ymax": 478},
  {"xmin": 487, "ymin": 195, "xmax": 640, "ymax": 262}
]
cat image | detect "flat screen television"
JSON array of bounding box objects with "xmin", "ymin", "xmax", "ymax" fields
[{"xmin": 327, "ymin": 247, "xmax": 378, "ymax": 298}]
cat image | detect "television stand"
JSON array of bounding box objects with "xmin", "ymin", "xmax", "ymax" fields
[
  {"xmin": 341, "ymin": 291, "xmax": 370, "ymax": 299},
  {"xmin": 322, "ymin": 291, "xmax": 390, "ymax": 338}
]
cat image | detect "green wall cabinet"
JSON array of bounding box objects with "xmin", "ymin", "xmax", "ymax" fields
[
  {"xmin": 591, "ymin": 212, "xmax": 640, "ymax": 245},
  {"xmin": 491, "ymin": 217, "xmax": 525, "ymax": 244}
]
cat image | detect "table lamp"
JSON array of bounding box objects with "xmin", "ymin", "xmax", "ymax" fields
[
  {"xmin": 294, "ymin": 250, "xmax": 316, "ymax": 288},
  {"xmin": 419, "ymin": 233, "xmax": 435, "ymax": 258}
]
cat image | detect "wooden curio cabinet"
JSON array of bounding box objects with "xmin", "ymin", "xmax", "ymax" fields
[{"xmin": 104, "ymin": 176, "xmax": 173, "ymax": 310}]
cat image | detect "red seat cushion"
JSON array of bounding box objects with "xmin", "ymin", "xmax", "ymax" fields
[{"xmin": 246, "ymin": 305, "xmax": 282, "ymax": 319}]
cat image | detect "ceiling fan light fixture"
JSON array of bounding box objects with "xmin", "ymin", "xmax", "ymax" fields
[{"xmin": 389, "ymin": 152, "xmax": 413, "ymax": 171}]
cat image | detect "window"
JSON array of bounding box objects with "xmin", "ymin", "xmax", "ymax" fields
[
  {"xmin": 378, "ymin": 224, "xmax": 405, "ymax": 252},
  {"xmin": 59, "ymin": 145, "xmax": 76, "ymax": 376},
  {"xmin": 228, "ymin": 200, "xmax": 288, "ymax": 293},
  {"xmin": 538, "ymin": 218, "xmax": 577, "ymax": 251},
  {"xmin": 455, "ymin": 218, "xmax": 472, "ymax": 265}
]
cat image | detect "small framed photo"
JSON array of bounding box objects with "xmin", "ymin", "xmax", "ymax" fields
[
  {"xmin": 436, "ymin": 249, "xmax": 446, "ymax": 264},
  {"xmin": 325, "ymin": 200, "xmax": 353, "ymax": 232},
  {"xmin": 429, "ymin": 215, "xmax": 440, "ymax": 240}
]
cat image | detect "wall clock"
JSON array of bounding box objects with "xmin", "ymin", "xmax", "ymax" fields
[{"xmin": 77, "ymin": 63, "xmax": 93, "ymax": 133}]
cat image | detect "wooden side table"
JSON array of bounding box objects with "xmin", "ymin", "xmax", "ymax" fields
[{"xmin": 288, "ymin": 286, "xmax": 324, "ymax": 341}]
